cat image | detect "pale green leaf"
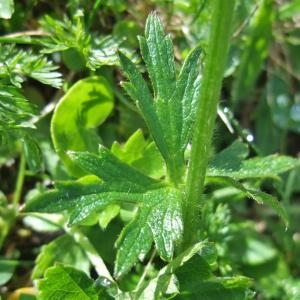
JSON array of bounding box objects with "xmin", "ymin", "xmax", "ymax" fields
[
  {"xmin": 111, "ymin": 129, "xmax": 165, "ymax": 179},
  {"xmin": 0, "ymin": 0, "xmax": 14, "ymax": 19},
  {"xmin": 32, "ymin": 234, "xmax": 90, "ymax": 279},
  {"xmin": 38, "ymin": 265, "xmax": 98, "ymax": 300},
  {"xmin": 0, "ymin": 259, "xmax": 18, "ymax": 285},
  {"xmin": 279, "ymin": 0, "xmax": 300, "ymax": 20},
  {"xmin": 51, "ymin": 76, "xmax": 114, "ymax": 177}
]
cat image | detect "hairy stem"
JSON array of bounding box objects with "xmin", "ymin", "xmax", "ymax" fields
[{"xmin": 183, "ymin": 1, "xmax": 236, "ymax": 248}]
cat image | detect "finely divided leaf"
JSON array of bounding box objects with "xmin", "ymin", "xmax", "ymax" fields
[{"xmin": 38, "ymin": 265, "xmax": 98, "ymax": 300}]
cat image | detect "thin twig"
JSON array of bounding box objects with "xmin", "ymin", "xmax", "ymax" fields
[
  {"xmin": 136, "ymin": 249, "xmax": 157, "ymax": 291},
  {"xmin": 232, "ymin": 4, "xmax": 258, "ymax": 40}
]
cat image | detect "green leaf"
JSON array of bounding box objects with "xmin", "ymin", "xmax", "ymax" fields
[
  {"xmin": 115, "ymin": 188, "xmax": 183, "ymax": 278},
  {"xmin": 139, "ymin": 14, "xmax": 201, "ymax": 182},
  {"xmin": 38, "ymin": 265, "xmax": 98, "ymax": 300},
  {"xmin": 23, "ymin": 179, "xmax": 141, "ymax": 225},
  {"xmin": 206, "ymin": 176, "xmax": 289, "ymax": 227},
  {"xmin": 232, "ymin": 0, "xmax": 275, "ymax": 105},
  {"xmin": 135, "ymin": 241, "xmax": 216, "ymax": 299},
  {"xmin": 0, "ymin": 0, "xmax": 14, "ymax": 19},
  {"xmin": 209, "ymin": 140, "xmax": 249, "ymax": 172},
  {"xmin": 51, "ymin": 76, "xmax": 114, "ymax": 177},
  {"xmin": 208, "ymin": 141, "xmax": 299, "ymax": 180},
  {"xmin": 22, "ymin": 135, "xmax": 41, "ymax": 173},
  {"xmin": 120, "ymin": 14, "xmax": 202, "ymax": 184},
  {"xmin": 119, "ymin": 51, "xmax": 169, "ymax": 162},
  {"xmin": 0, "ymin": 45, "xmax": 62, "ymax": 88},
  {"xmin": 139, "ymin": 12, "xmax": 176, "ymax": 104},
  {"xmin": 0, "ymin": 259, "xmax": 18, "ymax": 285},
  {"xmin": 175, "ymin": 46, "xmax": 202, "ymax": 151},
  {"xmin": 279, "ymin": 0, "xmax": 300, "ymax": 20},
  {"xmin": 0, "ymin": 84, "xmax": 35, "ymax": 134},
  {"xmin": 68, "ymin": 147, "xmax": 158, "ymax": 191},
  {"xmin": 111, "ymin": 129, "xmax": 165, "ymax": 179},
  {"xmin": 32, "ymin": 234, "xmax": 89, "ymax": 279}
]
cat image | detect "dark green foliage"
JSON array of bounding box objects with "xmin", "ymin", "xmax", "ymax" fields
[{"xmin": 1, "ymin": 1, "xmax": 300, "ymax": 299}]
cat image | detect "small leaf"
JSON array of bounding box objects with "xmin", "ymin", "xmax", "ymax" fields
[
  {"xmin": 38, "ymin": 264, "xmax": 98, "ymax": 300},
  {"xmin": 0, "ymin": 259, "xmax": 18, "ymax": 285},
  {"xmin": 51, "ymin": 76, "xmax": 114, "ymax": 177},
  {"xmin": 22, "ymin": 135, "xmax": 42, "ymax": 173},
  {"xmin": 206, "ymin": 176, "xmax": 289, "ymax": 226},
  {"xmin": 279, "ymin": 0, "xmax": 300, "ymax": 20},
  {"xmin": 111, "ymin": 129, "xmax": 165, "ymax": 179},
  {"xmin": 208, "ymin": 141, "xmax": 299, "ymax": 180},
  {"xmin": 0, "ymin": 0, "xmax": 14, "ymax": 19}
]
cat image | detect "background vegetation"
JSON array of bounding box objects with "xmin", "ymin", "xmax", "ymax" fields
[{"xmin": 0, "ymin": 0, "xmax": 300, "ymax": 299}]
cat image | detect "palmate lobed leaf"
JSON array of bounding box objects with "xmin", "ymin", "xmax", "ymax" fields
[
  {"xmin": 115, "ymin": 187, "xmax": 183, "ymax": 278},
  {"xmin": 24, "ymin": 148, "xmax": 182, "ymax": 277},
  {"xmin": 120, "ymin": 13, "xmax": 202, "ymax": 183}
]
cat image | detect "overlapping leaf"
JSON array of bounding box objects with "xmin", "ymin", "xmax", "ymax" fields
[
  {"xmin": 120, "ymin": 13, "xmax": 202, "ymax": 183},
  {"xmin": 24, "ymin": 148, "xmax": 182, "ymax": 277}
]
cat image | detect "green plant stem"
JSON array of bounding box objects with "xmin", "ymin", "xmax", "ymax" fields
[
  {"xmin": 183, "ymin": 1, "xmax": 236, "ymax": 248},
  {"xmin": 13, "ymin": 152, "xmax": 26, "ymax": 206}
]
